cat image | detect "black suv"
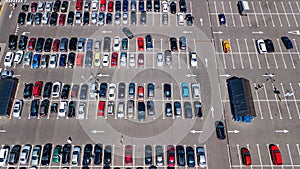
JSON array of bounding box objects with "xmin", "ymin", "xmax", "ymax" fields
[
  {"xmin": 69, "ymin": 37, "xmax": 78, "ymax": 51},
  {"xmin": 41, "ymin": 143, "xmax": 52, "ymax": 166},
  {"xmin": 44, "ymin": 38, "xmax": 53, "ymax": 52},
  {"xmin": 53, "ymin": 0, "xmax": 61, "ymax": 12},
  {"xmin": 61, "ymin": 84, "xmax": 71, "ymax": 99},
  {"xmin": 18, "ymin": 35, "xmax": 28, "ymax": 50},
  {"xmin": 68, "ymin": 101, "xmax": 76, "ymax": 117},
  {"xmin": 9, "ymin": 34, "xmax": 18, "ymax": 50},
  {"xmin": 67, "ymin": 11, "xmax": 74, "ymax": 25},
  {"xmin": 18, "ymin": 12, "xmax": 26, "ymax": 25},
  {"xmin": 170, "ymin": 37, "xmax": 178, "ymax": 51},
  {"xmin": 24, "ymin": 83, "xmax": 33, "ymax": 99},
  {"xmin": 36, "ymin": 37, "xmax": 45, "ymax": 52},
  {"xmin": 50, "ymin": 12, "xmax": 58, "ymax": 26},
  {"xmin": 179, "ymin": 0, "xmax": 187, "ymax": 13},
  {"xmin": 62, "ymin": 144, "xmax": 71, "ymax": 164},
  {"xmin": 154, "ymin": 0, "xmax": 160, "ymax": 12},
  {"xmin": 43, "ymin": 82, "xmax": 53, "ymax": 98},
  {"xmin": 82, "ymin": 144, "xmax": 93, "ymax": 166},
  {"xmin": 30, "ymin": 99, "xmax": 40, "ymax": 118}
]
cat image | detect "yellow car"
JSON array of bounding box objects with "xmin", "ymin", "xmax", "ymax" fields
[
  {"xmin": 222, "ymin": 40, "xmax": 231, "ymax": 53},
  {"xmin": 94, "ymin": 53, "xmax": 101, "ymax": 67}
]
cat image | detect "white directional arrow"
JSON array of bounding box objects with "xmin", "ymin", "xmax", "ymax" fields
[
  {"xmin": 262, "ymin": 73, "xmax": 275, "ymax": 77},
  {"xmin": 182, "ymin": 31, "xmax": 193, "ymax": 34},
  {"xmin": 275, "ymin": 129, "xmax": 289, "ymax": 133},
  {"xmin": 213, "ymin": 31, "xmax": 223, "ymax": 34},
  {"xmin": 210, "ymin": 106, "xmax": 214, "ymax": 118},
  {"xmin": 284, "ymin": 92, "xmax": 295, "ymax": 97},
  {"xmin": 199, "ymin": 18, "xmax": 203, "ymax": 26},
  {"xmin": 22, "ymin": 32, "xmax": 30, "ymax": 35},
  {"xmin": 190, "ymin": 130, "xmax": 202, "ymax": 134},
  {"xmin": 204, "ymin": 58, "xmax": 208, "ymax": 67},
  {"xmin": 288, "ymin": 30, "xmax": 300, "ymax": 35},
  {"xmin": 91, "ymin": 130, "xmax": 105, "ymax": 134},
  {"xmin": 97, "ymin": 74, "xmax": 110, "ymax": 77},
  {"xmin": 101, "ymin": 30, "xmax": 112, "ymax": 33},
  {"xmin": 219, "ymin": 74, "xmax": 231, "ymax": 77},
  {"xmin": 0, "ymin": 130, "xmax": 6, "ymax": 133},
  {"xmin": 185, "ymin": 74, "xmax": 197, "ymax": 77},
  {"xmin": 252, "ymin": 31, "xmax": 264, "ymax": 34},
  {"xmin": 228, "ymin": 130, "xmax": 240, "ymax": 133}
]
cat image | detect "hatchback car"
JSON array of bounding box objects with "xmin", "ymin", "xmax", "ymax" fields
[{"xmin": 122, "ymin": 27, "xmax": 134, "ymax": 39}]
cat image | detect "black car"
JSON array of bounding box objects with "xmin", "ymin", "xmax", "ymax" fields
[
  {"xmin": 43, "ymin": 82, "xmax": 52, "ymax": 98},
  {"xmin": 164, "ymin": 83, "xmax": 171, "ymax": 98},
  {"xmin": 94, "ymin": 144, "xmax": 103, "ymax": 165},
  {"xmin": 115, "ymin": 0, "xmax": 121, "ymax": 12},
  {"xmin": 281, "ymin": 36, "xmax": 293, "ymax": 50},
  {"xmin": 40, "ymin": 99, "xmax": 50, "ymax": 116},
  {"xmin": 62, "ymin": 144, "xmax": 71, "ymax": 164},
  {"xmin": 153, "ymin": 0, "xmax": 160, "ymax": 12},
  {"xmin": 170, "ymin": 1, "xmax": 176, "ymax": 14},
  {"xmin": 51, "ymin": 103, "xmax": 58, "ymax": 113},
  {"xmin": 215, "ymin": 121, "xmax": 226, "ymax": 140},
  {"xmin": 68, "ymin": 101, "xmax": 76, "ymax": 117},
  {"xmin": 8, "ymin": 34, "xmax": 18, "ymax": 50},
  {"xmin": 30, "ymin": 99, "xmax": 40, "ymax": 118},
  {"xmin": 69, "ymin": 37, "xmax": 78, "ymax": 51},
  {"xmin": 59, "ymin": 54, "xmax": 67, "ymax": 67},
  {"xmin": 8, "ymin": 145, "xmax": 21, "ymax": 165},
  {"xmin": 82, "ymin": 144, "xmax": 93, "ymax": 166},
  {"xmin": 165, "ymin": 103, "xmax": 172, "ymax": 117},
  {"xmin": 34, "ymin": 12, "xmax": 42, "ymax": 25},
  {"xmin": 99, "ymin": 83, "xmax": 108, "ymax": 98},
  {"xmin": 179, "ymin": 0, "xmax": 187, "ymax": 13},
  {"xmin": 61, "ymin": 1, "xmax": 69, "ymax": 13},
  {"xmin": 67, "ymin": 52, "xmax": 76, "ymax": 68},
  {"xmin": 186, "ymin": 146, "xmax": 195, "ymax": 167},
  {"xmin": 61, "ymin": 84, "xmax": 71, "ymax": 99},
  {"xmin": 24, "ymin": 83, "xmax": 33, "ymax": 99},
  {"xmin": 145, "ymin": 145, "xmax": 153, "ymax": 165},
  {"xmin": 146, "ymin": 0, "xmax": 152, "ymax": 11},
  {"xmin": 145, "ymin": 34, "xmax": 153, "ymax": 49},
  {"xmin": 104, "ymin": 145, "xmax": 112, "ymax": 164},
  {"xmin": 83, "ymin": 11, "xmax": 90, "ymax": 25},
  {"xmin": 176, "ymin": 145, "xmax": 185, "ymax": 166},
  {"xmin": 67, "ymin": 11, "xmax": 74, "ymax": 25},
  {"xmin": 122, "ymin": 27, "xmax": 134, "ymax": 39},
  {"xmin": 18, "ymin": 35, "xmax": 28, "ymax": 50},
  {"xmin": 41, "ymin": 143, "xmax": 52, "ymax": 166},
  {"xmin": 18, "ymin": 12, "xmax": 26, "ymax": 25},
  {"xmin": 170, "ymin": 37, "xmax": 178, "ymax": 51},
  {"xmin": 53, "ymin": 0, "xmax": 61, "ymax": 12},
  {"xmin": 36, "ymin": 37, "xmax": 45, "ymax": 52},
  {"xmin": 50, "ymin": 12, "xmax": 58, "ymax": 26},
  {"xmin": 44, "ymin": 38, "xmax": 53, "ymax": 52},
  {"xmin": 264, "ymin": 39, "xmax": 275, "ymax": 53},
  {"xmin": 174, "ymin": 101, "xmax": 182, "ymax": 116},
  {"xmin": 106, "ymin": 13, "xmax": 112, "ymax": 24},
  {"xmin": 185, "ymin": 14, "xmax": 194, "ymax": 26},
  {"xmin": 22, "ymin": 4, "xmax": 29, "ymax": 11},
  {"xmin": 193, "ymin": 101, "xmax": 202, "ymax": 118}
]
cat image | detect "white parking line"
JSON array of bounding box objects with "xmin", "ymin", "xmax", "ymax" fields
[
  {"xmin": 289, "ymin": 83, "xmax": 300, "ymax": 119},
  {"xmin": 220, "ymin": 39, "xmax": 227, "ymax": 69},
  {"xmin": 235, "ymin": 39, "xmax": 244, "ymax": 69},
  {"xmin": 256, "ymin": 144, "xmax": 263, "ymax": 169},
  {"xmin": 178, "ymin": 52, "xmax": 181, "ymax": 69},
  {"xmin": 292, "ymin": 39, "xmax": 300, "ymax": 59},
  {"xmin": 263, "ymin": 83, "xmax": 273, "ymax": 119},
  {"xmin": 258, "ymin": 1, "xmax": 267, "ymax": 27},
  {"xmin": 286, "ymin": 144, "xmax": 295, "ymax": 169},
  {"xmin": 236, "ymin": 144, "xmax": 242, "ymax": 169},
  {"xmin": 254, "ymin": 83, "xmax": 264, "ymax": 119},
  {"xmin": 238, "ymin": 13, "xmax": 244, "ymax": 27},
  {"xmin": 252, "ymin": 39, "xmax": 261, "ymax": 69},
  {"xmin": 227, "ymin": 145, "xmax": 232, "ymax": 169},
  {"xmin": 244, "ymin": 39, "xmax": 252, "ymax": 69},
  {"xmin": 289, "ymin": 2, "xmax": 299, "ymax": 27},
  {"xmin": 246, "ymin": 12, "xmax": 251, "ymax": 27},
  {"xmin": 296, "ymin": 144, "xmax": 300, "ymax": 157},
  {"xmin": 266, "ymin": 144, "xmax": 274, "ymax": 168},
  {"xmin": 221, "ymin": 1, "xmax": 227, "ymax": 27},
  {"xmin": 266, "ymin": 1, "xmax": 275, "ymax": 27},
  {"xmin": 281, "ymin": 2, "xmax": 291, "ymax": 27},
  {"xmin": 289, "ymin": 50, "xmax": 296, "ymax": 69},
  {"xmin": 276, "ymin": 39, "xmax": 287, "ymax": 69},
  {"xmin": 263, "ymin": 53, "xmax": 270, "ymax": 69},
  {"xmin": 280, "ymin": 83, "xmax": 291, "ymax": 119},
  {"xmin": 251, "ymin": 1, "xmax": 259, "ymax": 27},
  {"xmin": 296, "ymin": 1, "xmax": 300, "ymax": 12},
  {"xmin": 228, "ymin": 1, "xmax": 235, "ymax": 27},
  {"xmin": 213, "ymin": 1, "xmax": 219, "ymax": 27},
  {"xmin": 273, "ymin": 1, "xmax": 283, "ymax": 27}
]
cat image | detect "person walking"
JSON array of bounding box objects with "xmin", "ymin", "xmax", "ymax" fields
[{"xmin": 120, "ymin": 135, "xmax": 124, "ymax": 144}]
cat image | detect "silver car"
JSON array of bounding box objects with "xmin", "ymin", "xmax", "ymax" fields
[
  {"xmin": 20, "ymin": 144, "xmax": 32, "ymax": 165},
  {"xmin": 24, "ymin": 51, "xmax": 32, "ymax": 66},
  {"xmin": 162, "ymin": 13, "xmax": 168, "ymax": 25},
  {"xmin": 71, "ymin": 146, "xmax": 81, "ymax": 166},
  {"xmin": 131, "ymin": 11, "xmax": 137, "ymax": 24},
  {"xmin": 118, "ymin": 83, "xmax": 126, "ymax": 99},
  {"xmin": 184, "ymin": 102, "xmax": 193, "ymax": 119},
  {"xmin": 164, "ymin": 50, "xmax": 172, "ymax": 65},
  {"xmin": 140, "ymin": 11, "xmax": 146, "ymax": 24},
  {"xmin": 31, "ymin": 145, "xmax": 41, "ymax": 166}
]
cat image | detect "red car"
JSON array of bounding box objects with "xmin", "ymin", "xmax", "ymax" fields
[
  {"xmin": 52, "ymin": 39, "xmax": 60, "ymax": 52},
  {"xmin": 167, "ymin": 145, "xmax": 175, "ymax": 167},
  {"xmin": 269, "ymin": 144, "xmax": 282, "ymax": 165},
  {"xmin": 137, "ymin": 53, "xmax": 144, "ymax": 67},
  {"xmin": 59, "ymin": 14, "xmax": 66, "ymax": 26},
  {"xmin": 137, "ymin": 37, "xmax": 144, "ymax": 51},
  {"xmin": 31, "ymin": 2, "xmax": 38, "ymax": 12},
  {"xmin": 241, "ymin": 147, "xmax": 251, "ymax": 166},
  {"xmin": 33, "ymin": 81, "xmax": 43, "ymax": 97},
  {"xmin": 125, "ymin": 145, "xmax": 133, "ymax": 165},
  {"xmin": 76, "ymin": 0, "xmax": 83, "ymax": 10},
  {"xmin": 111, "ymin": 52, "xmax": 118, "ymax": 67},
  {"xmin": 107, "ymin": 0, "xmax": 114, "ymax": 12},
  {"xmin": 28, "ymin": 38, "xmax": 37, "ymax": 51},
  {"xmin": 97, "ymin": 101, "xmax": 105, "ymax": 117},
  {"xmin": 100, "ymin": 0, "xmax": 106, "ymax": 11},
  {"xmin": 137, "ymin": 86, "xmax": 144, "ymax": 101}
]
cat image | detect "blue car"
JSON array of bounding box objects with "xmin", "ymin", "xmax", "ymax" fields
[
  {"xmin": 145, "ymin": 34, "xmax": 153, "ymax": 50},
  {"xmin": 181, "ymin": 83, "xmax": 189, "ymax": 98},
  {"xmin": 106, "ymin": 13, "xmax": 112, "ymax": 24},
  {"xmin": 139, "ymin": 0, "xmax": 144, "ymax": 11},
  {"xmin": 86, "ymin": 39, "xmax": 93, "ymax": 51},
  {"xmin": 32, "ymin": 54, "xmax": 41, "ymax": 68},
  {"xmin": 218, "ymin": 14, "xmax": 226, "ymax": 25},
  {"xmin": 123, "ymin": 0, "xmax": 128, "ymax": 12},
  {"xmin": 59, "ymin": 54, "xmax": 67, "ymax": 67},
  {"xmin": 281, "ymin": 36, "xmax": 293, "ymax": 50}
]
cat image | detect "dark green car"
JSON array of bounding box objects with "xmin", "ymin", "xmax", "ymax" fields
[
  {"xmin": 122, "ymin": 38, "xmax": 128, "ymax": 50},
  {"xmin": 52, "ymin": 145, "xmax": 62, "ymax": 163}
]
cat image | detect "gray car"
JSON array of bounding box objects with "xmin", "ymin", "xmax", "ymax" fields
[
  {"xmin": 140, "ymin": 11, "xmax": 146, "ymax": 24},
  {"xmin": 138, "ymin": 102, "xmax": 145, "ymax": 121},
  {"xmin": 85, "ymin": 51, "xmax": 93, "ymax": 67},
  {"xmin": 184, "ymin": 102, "xmax": 193, "ymax": 119},
  {"xmin": 80, "ymin": 84, "xmax": 88, "ymax": 100},
  {"xmin": 103, "ymin": 37, "xmax": 111, "ymax": 52},
  {"xmin": 24, "ymin": 51, "xmax": 32, "ymax": 66},
  {"xmin": 122, "ymin": 27, "xmax": 134, "ymax": 39},
  {"xmin": 179, "ymin": 36, "xmax": 187, "ymax": 50},
  {"xmin": 118, "ymin": 83, "xmax": 126, "ymax": 99},
  {"xmin": 162, "ymin": 14, "xmax": 168, "ymax": 24},
  {"xmin": 164, "ymin": 50, "xmax": 172, "ymax": 65},
  {"xmin": 131, "ymin": 11, "xmax": 137, "ymax": 24}
]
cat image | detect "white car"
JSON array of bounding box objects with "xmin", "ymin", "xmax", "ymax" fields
[
  {"xmin": 191, "ymin": 83, "xmax": 200, "ymax": 98},
  {"xmin": 31, "ymin": 146, "xmax": 41, "ymax": 166},
  {"xmin": 91, "ymin": 0, "xmax": 98, "ymax": 11},
  {"xmin": 108, "ymin": 83, "xmax": 116, "ymax": 100},
  {"xmin": 19, "ymin": 145, "xmax": 32, "ymax": 165},
  {"xmin": 256, "ymin": 39, "xmax": 267, "ymax": 54},
  {"xmin": 90, "ymin": 82, "xmax": 98, "ymax": 98},
  {"xmin": 120, "ymin": 52, "xmax": 127, "ymax": 67},
  {"xmin": 78, "ymin": 102, "xmax": 86, "ymax": 119},
  {"xmin": 42, "ymin": 12, "xmax": 50, "ymax": 24},
  {"xmin": 189, "ymin": 51, "xmax": 197, "ymax": 67},
  {"xmin": 157, "ymin": 52, "xmax": 163, "ymax": 67},
  {"xmin": 113, "ymin": 37, "xmax": 121, "ymax": 52},
  {"xmin": 4, "ymin": 52, "xmax": 14, "ymax": 67},
  {"xmin": 102, "ymin": 52, "xmax": 109, "ymax": 66},
  {"xmin": 75, "ymin": 11, "xmax": 82, "ymax": 24},
  {"xmin": 129, "ymin": 53, "xmax": 135, "ymax": 67},
  {"xmin": 0, "ymin": 146, "xmax": 10, "ymax": 166},
  {"xmin": 49, "ymin": 54, "xmax": 57, "ymax": 69},
  {"xmin": 52, "ymin": 81, "xmax": 62, "ymax": 98},
  {"xmin": 58, "ymin": 101, "xmax": 68, "ymax": 117},
  {"xmin": 38, "ymin": 2, "xmax": 45, "ymax": 12},
  {"xmin": 123, "ymin": 12, "xmax": 128, "ymax": 25},
  {"xmin": 177, "ymin": 13, "xmax": 185, "ymax": 25},
  {"xmin": 197, "ymin": 147, "xmax": 206, "ymax": 167},
  {"xmin": 12, "ymin": 100, "xmax": 23, "ymax": 118},
  {"xmin": 91, "ymin": 11, "xmax": 97, "ymax": 24},
  {"xmin": 14, "ymin": 50, "xmax": 23, "ymax": 64},
  {"xmin": 71, "ymin": 146, "xmax": 81, "ymax": 166},
  {"xmin": 117, "ymin": 101, "xmax": 125, "ymax": 118},
  {"xmin": 24, "ymin": 51, "xmax": 32, "ymax": 66},
  {"xmin": 45, "ymin": 1, "xmax": 52, "ymax": 12},
  {"xmin": 162, "ymin": 1, "xmax": 168, "ymax": 12}
]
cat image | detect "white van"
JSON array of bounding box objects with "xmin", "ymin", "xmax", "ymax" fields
[{"xmin": 238, "ymin": 0, "xmax": 250, "ymax": 16}]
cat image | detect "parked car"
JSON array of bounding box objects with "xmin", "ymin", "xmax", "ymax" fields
[
  {"xmin": 194, "ymin": 101, "xmax": 202, "ymax": 118},
  {"xmin": 256, "ymin": 39, "xmax": 267, "ymax": 54},
  {"xmin": 12, "ymin": 100, "xmax": 23, "ymax": 118},
  {"xmin": 40, "ymin": 99, "xmax": 50, "ymax": 116},
  {"xmin": 122, "ymin": 27, "xmax": 134, "ymax": 39},
  {"xmin": 181, "ymin": 83, "xmax": 189, "ymax": 98},
  {"xmin": 222, "ymin": 40, "xmax": 230, "ymax": 53},
  {"xmin": 24, "ymin": 83, "xmax": 33, "ymax": 99},
  {"xmin": 281, "ymin": 36, "xmax": 293, "ymax": 50},
  {"xmin": 125, "ymin": 145, "xmax": 133, "ymax": 164},
  {"xmin": 104, "ymin": 146, "xmax": 112, "ymax": 164},
  {"xmin": 62, "ymin": 144, "xmax": 71, "ymax": 164},
  {"xmin": 78, "ymin": 102, "xmax": 86, "ymax": 119},
  {"xmin": 218, "ymin": 13, "xmax": 226, "ymax": 25},
  {"xmin": 184, "ymin": 102, "xmax": 193, "ymax": 119},
  {"xmin": 241, "ymin": 147, "xmax": 251, "ymax": 166},
  {"xmin": 155, "ymin": 145, "xmax": 163, "ymax": 166},
  {"xmin": 174, "ymin": 101, "xmax": 182, "ymax": 116},
  {"xmin": 41, "ymin": 143, "xmax": 52, "ymax": 166},
  {"xmin": 82, "ymin": 144, "xmax": 93, "ymax": 166},
  {"xmin": 269, "ymin": 144, "xmax": 282, "ymax": 165},
  {"xmin": 167, "ymin": 145, "xmax": 175, "ymax": 167},
  {"xmin": 8, "ymin": 145, "xmax": 21, "ymax": 165},
  {"xmin": 186, "ymin": 146, "xmax": 195, "ymax": 167},
  {"xmin": 71, "ymin": 146, "xmax": 81, "ymax": 166},
  {"xmin": 31, "ymin": 145, "xmax": 41, "ymax": 166},
  {"xmin": 52, "ymin": 145, "xmax": 62, "ymax": 163},
  {"xmin": 94, "ymin": 144, "xmax": 103, "ymax": 165},
  {"xmin": 145, "ymin": 145, "xmax": 152, "ymax": 165},
  {"xmin": 196, "ymin": 146, "xmax": 206, "ymax": 167},
  {"xmin": 264, "ymin": 39, "xmax": 275, "ymax": 53},
  {"xmin": 164, "ymin": 50, "xmax": 172, "ymax": 65}
]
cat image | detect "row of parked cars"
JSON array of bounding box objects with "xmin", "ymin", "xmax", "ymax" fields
[{"xmin": 0, "ymin": 144, "xmax": 206, "ymax": 167}]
